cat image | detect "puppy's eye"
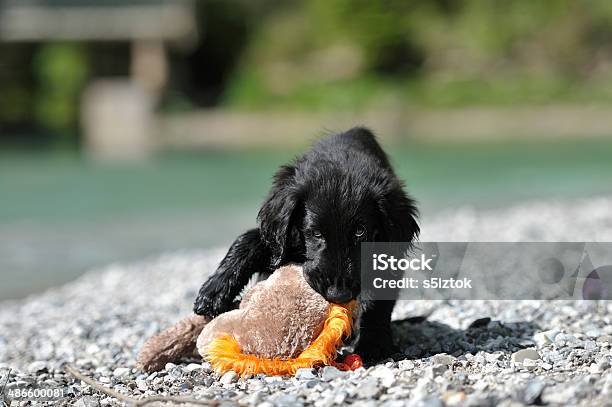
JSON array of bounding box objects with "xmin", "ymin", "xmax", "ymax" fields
[
  {"xmin": 313, "ymin": 230, "xmax": 323, "ymax": 238},
  {"xmin": 355, "ymin": 225, "xmax": 366, "ymax": 238}
]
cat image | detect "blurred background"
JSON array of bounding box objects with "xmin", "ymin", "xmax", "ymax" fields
[{"xmin": 2, "ymin": 0, "xmax": 612, "ymax": 301}]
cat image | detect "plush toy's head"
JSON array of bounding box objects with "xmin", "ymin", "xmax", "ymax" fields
[{"xmin": 197, "ymin": 264, "xmax": 357, "ymax": 376}]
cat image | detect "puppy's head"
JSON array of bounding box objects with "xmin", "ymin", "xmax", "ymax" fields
[{"xmin": 258, "ymin": 159, "xmax": 419, "ymax": 304}]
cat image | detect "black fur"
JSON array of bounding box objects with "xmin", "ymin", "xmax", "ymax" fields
[{"xmin": 194, "ymin": 127, "xmax": 419, "ymax": 363}]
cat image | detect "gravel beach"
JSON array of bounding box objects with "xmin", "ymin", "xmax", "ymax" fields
[{"xmin": 2, "ymin": 197, "xmax": 612, "ymax": 406}]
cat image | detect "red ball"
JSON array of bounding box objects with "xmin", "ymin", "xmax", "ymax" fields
[{"xmin": 343, "ymin": 354, "xmax": 363, "ymax": 370}]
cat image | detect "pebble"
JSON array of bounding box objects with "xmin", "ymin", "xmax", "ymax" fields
[
  {"xmin": 135, "ymin": 378, "xmax": 148, "ymax": 391},
  {"xmin": 398, "ymin": 360, "xmax": 415, "ymax": 370},
  {"xmin": 555, "ymin": 333, "xmax": 578, "ymax": 346},
  {"xmin": 442, "ymin": 391, "xmax": 466, "ymax": 406},
  {"xmin": 370, "ymin": 366, "xmax": 395, "ymax": 387},
  {"xmin": 74, "ymin": 396, "xmax": 100, "ymax": 407},
  {"xmin": 112, "ymin": 367, "xmax": 130, "ymax": 378},
  {"xmin": 357, "ymin": 378, "xmax": 380, "ymax": 398},
  {"xmin": 408, "ymin": 397, "xmax": 444, "ymax": 407},
  {"xmin": 431, "ymin": 354, "xmax": 455, "ymax": 365},
  {"xmin": 533, "ymin": 330, "xmax": 556, "ymax": 347},
  {"xmin": 597, "ymin": 335, "xmax": 612, "ymax": 344},
  {"xmin": 512, "ymin": 349, "xmax": 541, "ymax": 363},
  {"xmin": 27, "ymin": 361, "xmax": 47, "ymax": 373},
  {"xmin": 275, "ymin": 394, "xmax": 301, "ymax": 407},
  {"xmin": 516, "ymin": 380, "xmax": 546, "ymax": 405},
  {"xmin": 541, "ymin": 362, "xmax": 553, "ymax": 371},
  {"xmin": 185, "ymin": 363, "xmax": 205, "ymax": 372},
  {"xmin": 522, "ymin": 358, "xmax": 538, "ymax": 371},
  {"xmin": 220, "ymin": 371, "xmax": 239, "ymax": 385},
  {"xmin": 321, "ymin": 366, "xmax": 345, "ymax": 381},
  {"xmin": 333, "ymin": 391, "xmax": 347, "ymax": 405},
  {"xmin": 295, "ymin": 368, "xmax": 317, "ymax": 380},
  {"xmin": 427, "ymin": 364, "xmax": 448, "ymax": 378}
]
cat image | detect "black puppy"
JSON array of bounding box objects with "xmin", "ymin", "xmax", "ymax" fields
[{"xmin": 194, "ymin": 127, "xmax": 419, "ymax": 362}]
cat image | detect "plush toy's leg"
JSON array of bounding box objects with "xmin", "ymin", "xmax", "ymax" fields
[
  {"xmin": 354, "ymin": 299, "xmax": 399, "ymax": 365},
  {"xmin": 193, "ymin": 228, "xmax": 272, "ymax": 318},
  {"xmin": 137, "ymin": 314, "xmax": 210, "ymax": 373}
]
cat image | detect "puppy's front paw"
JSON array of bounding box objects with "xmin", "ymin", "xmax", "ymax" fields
[
  {"xmin": 354, "ymin": 329, "xmax": 399, "ymax": 365},
  {"xmin": 193, "ymin": 288, "xmax": 234, "ymax": 318}
]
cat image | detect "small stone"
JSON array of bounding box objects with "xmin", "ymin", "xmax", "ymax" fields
[
  {"xmin": 321, "ymin": 366, "xmax": 345, "ymax": 381},
  {"xmin": 534, "ymin": 332, "xmax": 553, "ymax": 347},
  {"xmin": 357, "ymin": 378, "xmax": 380, "ymax": 398},
  {"xmin": 100, "ymin": 397, "xmax": 113, "ymax": 406},
  {"xmin": 112, "ymin": 367, "xmax": 130, "ymax": 378},
  {"xmin": 427, "ymin": 364, "xmax": 448, "ymax": 378},
  {"xmin": 541, "ymin": 385, "xmax": 573, "ymax": 405},
  {"xmin": 522, "ymin": 358, "xmax": 538, "ymax": 371},
  {"xmin": 168, "ymin": 366, "xmax": 183, "ymax": 379},
  {"xmin": 295, "ymin": 368, "xmax": 317, "ymax": 380},
  {"xmin": 27, "ymin": 361, "xmax": 47, "ymax": 373},
  {"xmin": 408, "ymin": 397, "xmax": 444, "ymax": 407},
  {"xmin": 242, "ymin": 391, "xmax": 264, "ymax": 405},
  {"xmin": 135, "ymin": 379, "xmax": 148, "ymax": 391},
  {"xmin": 74, "ymin": 396, "xmax": 101, "ymax": 407},
  {"xmin": 598, "ymin": 358, "xmax": 611, "ymax": 371},
  {"xmin": 512, "ymin": 348, "xmax": 541, "ymax": 364},
  {"xmin": 473, "ymin": 354, "xmax": 486, "ymax": 365},
  {"xmin": 586, "ymin": 328, "xmax": 602, "ymax": 338},
  {"xmin": 473, "ymin": 381, "xmax": 488, "ymax": 392},
  {"xmin": 516, "ymin": 380, "xmax": 546, "ymax": 405},
  {"xmin": 220, "ymin": 371, "xmax": 238, "ymax": 385},
  {"xmin": 484, "ymin": 353, "xmax": 502, "ymax": 363},
  {"xmin": 185, "ymin": 363, "xmax": 204, "ymax": 372},
  {"xmin": 275, "ymin": 394, "xmax": 300, "ymax": 407},
  {"xmin": 333, "ymin": 391, "xmax": 347, "ymax": 405},
  {"xmin": 541, "ymin": 363, "xmax": 553, "ymax": 371},
  {"xmin": 432, "ymin": 354, "xmax": 455, "ymax": 365},
  {"xmin": 443, "ymin": 391, "xmax": 466, "ymax": 406},
  {"xmin": 370, "ymin": 366, "xmax": 395, "ymax": 387},
  {"xmin": 398, "ymin": 360, "xmax": 415, "ymax": 370},
  {"xmin": 589, "ymin": 363, "xmax": 602, "ymax": 374},
  {"xmin": 596, "ymin": 335, "xmax": 612, "ymax": 344},
  {"xmin": 555, "ymin": 333, "xmax": 577, "ymax": 345}
]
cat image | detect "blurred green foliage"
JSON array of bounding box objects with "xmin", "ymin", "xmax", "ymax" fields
[
  {"xmin": 33, "ymin": 44, "xmax": 88, "ymax": 140},
  {"xmin": 4, "ymin": 0, "xmax": 612, "ymax": 142},
  {"xmin": 224, "ymin": 0, "xmax": 612, "ymax": 109}
]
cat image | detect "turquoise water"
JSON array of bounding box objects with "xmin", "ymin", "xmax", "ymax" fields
[{"xmin": 2, "ymin": 138, "xmax": 612, "ymax": 300}]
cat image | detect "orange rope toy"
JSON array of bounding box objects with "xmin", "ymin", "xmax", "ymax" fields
[{"xmin": 204, "ymin": 302, "xmax": 354, "ymax": 376}]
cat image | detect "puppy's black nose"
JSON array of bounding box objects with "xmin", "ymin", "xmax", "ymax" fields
[{"xmin": 326, "ymin": 287, "xmax": 352, "ymax": 304}]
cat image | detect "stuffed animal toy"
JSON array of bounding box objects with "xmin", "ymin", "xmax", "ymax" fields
[{"xmin": 138, "ymin": 264, "xmax": 362, "ymax": 376}]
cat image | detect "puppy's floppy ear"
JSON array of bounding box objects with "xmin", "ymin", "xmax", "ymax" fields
[
  {"xmin": 377, "ymin": 182, "xmax": 420, "ymax": 243},
  {"xmin": 257, "ymin": 164, "xmax": 302, "ymax": 267}
]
